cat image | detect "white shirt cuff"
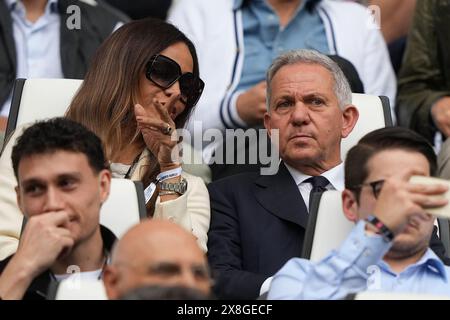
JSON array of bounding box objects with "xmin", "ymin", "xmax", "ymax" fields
[
  {"xmin": 434, "ymin": 132, "xmax": 443, "ymax": 154},
  {"xmin": 229, "ymin": 90, "xmax": 248, "ymax": 128},
  {"xmin": 259, "ymin": 276, "xmax": 273, "ymax": 296}
]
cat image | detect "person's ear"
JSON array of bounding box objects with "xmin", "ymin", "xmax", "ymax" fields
[
  {"xmin": 98, "ymin": 169, "xmax": 112, "ymax": 204},
  {"xmin": 15, "ymin": 185, "xmax": 25, "ymax": 214},
  {"xmin": 103, "ymin": 266, "xmax": 120, "ymax": 300},
  {"xmin": 341, "ymin": 105, "xmax": 359, "ymax": 138},
  {"xmin": 342, "ymin": 189, "xmax": 359, "ymax": 222}
]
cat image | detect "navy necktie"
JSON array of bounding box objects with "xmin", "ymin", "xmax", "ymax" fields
[
  {"xmin": 306, "ymin": 176, "xmax": 330, "ymax": 194},
  {"xmin": 305, "ymin": 176, "xmax": 330, "ymax": 211}
]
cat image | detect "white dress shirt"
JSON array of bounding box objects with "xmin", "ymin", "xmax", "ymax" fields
[
  {"xmin": 284, "ymin": 162, "xmax": 345, "ymax": 212},
  {"xmin": 259, "ymin": 161, "xmax": 345, "ymax": 296},
  {"xmin": 1, "ymin": 0, "xmax": 62, "ymax": 117}
]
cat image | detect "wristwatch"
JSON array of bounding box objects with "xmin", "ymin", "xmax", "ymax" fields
[
  {"xmin": 365, "ymin": 214, "xmax": 395, "ymax": 242},
  {"xmin": 159, "ymin": 178, "xmax": 188, "ymax": 195}
]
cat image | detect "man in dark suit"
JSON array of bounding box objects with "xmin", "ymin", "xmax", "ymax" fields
[{"xmin": 207, "ymin": 49, "xmax": 360, "ymax": 299}]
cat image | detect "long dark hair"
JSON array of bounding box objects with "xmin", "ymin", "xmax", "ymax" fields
[
  {"xmin": 66, "ymin": 18, "xmax": 200, "ymax": 215},
  {"xmin": 66, "ymin": 17, "xmax": 199, "ymax": 160}
]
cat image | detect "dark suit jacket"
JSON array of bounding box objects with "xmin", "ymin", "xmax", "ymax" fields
[
  {"xmin": 207, "ymin": 163, "xmax": 309, "ymax": 299},
  {"xmin": 207, "ymin": 162, "xmax": 450, "ymax": 300}
]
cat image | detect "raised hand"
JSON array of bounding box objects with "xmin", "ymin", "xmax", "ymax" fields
[
  {"xmin": 15, "ymin": 211, "xmax": 75, "ymax": 277},
  {"xmin": 0, "ymin": 211, "xmax": 75, "ymax": 299},
  {"xmin": 373, "ymin": 170, "xmax": 448, "ymax": 235},
  {"xmin": 236, "ymin": 81, "xmax": 267, "ymax": 126},
  {"xmin": 135, "ymin": 100, "xmax": 181, "ymax": 171}
]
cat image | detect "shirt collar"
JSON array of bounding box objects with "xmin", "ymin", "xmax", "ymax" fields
[
  {"xmin": 100, "ymin": 225, "xmax": 118, "ymax": 255},
  {"xmin": 378, "ymin": 248, "xmax": 448, "ymax": 282},
  {"xmin": 414, "ymin": 249, "xmax": 448, "ymax": 282},
  {"xmin": 233, "ymin": 0, "xmax": 320, "ymax": 11},
  {"xmin": 48, "ymin": 0, "xmax": 58, "ymax": 13},
  {"xmin": 5, "ymin": 0, "xmax": 17, "ymax": 10},
  {"xmin": 284, "ymin": 162, "xmax": 345, "ymax": 192},
  {"xmin": 6, "ymin": 0, "xmax": 59, "ymax": 13},
  {"xmin": 233, "ymin": 0, "xmax": 244, "ymax": 10}
]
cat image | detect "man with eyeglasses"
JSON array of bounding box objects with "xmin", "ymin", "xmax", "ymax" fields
[
  {"xmin": 268, "ymin": 126, "xmax": 450, "ymax": 299},
  {"xmin": 103, "ymin": 219, "xmax": 212, "ymax": 299}
]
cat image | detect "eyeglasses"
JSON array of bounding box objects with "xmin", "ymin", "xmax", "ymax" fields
[
  {"xmin": 351, "ymin": 179, "xmax": 385, "ymax": 198},
  {"xmin": 146, "ymin": 54, "xmax": 205, "ymax": 108}
]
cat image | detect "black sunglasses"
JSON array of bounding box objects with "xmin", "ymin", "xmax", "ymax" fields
[
  {"xmin": 351, "ymin": 179, "xmax": 385, "ymax": 199},
  {"xmin": 146, "ymin": 54, "xmax": 205, "ymax": 108}
]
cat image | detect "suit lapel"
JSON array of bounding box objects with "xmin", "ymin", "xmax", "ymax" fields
[
  {"xmin": 57, "ymin": 0, "xmax": 84, "ymax": 78},
  {"xmin": 0, "ymin": 1, "xmax": 17, "ymax": 69},
  {"xmin": 253, "ymin": 162, "xmax": 309, "ymax": 228}
]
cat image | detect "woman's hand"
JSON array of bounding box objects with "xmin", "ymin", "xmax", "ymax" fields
[{"xmin": 135, "ymin": 100, "xmax": 181, "ymax": 171}]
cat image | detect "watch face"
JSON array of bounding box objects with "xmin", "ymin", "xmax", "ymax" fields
[{"xmin": 179, "ymin": 179, "xmax": 188, "ymax": 193}]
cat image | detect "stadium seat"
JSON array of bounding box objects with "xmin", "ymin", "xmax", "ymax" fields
[
  {"xmin": 301, "ymin": 190, "xmax": 353, "ymax": 261},
  {"xmin": 341, "ymin": 94, "xmax": 393, "ymax": 160},
  {"xmin": 100, "ymin": 178, "xmax": 147, "ymax": 239},
  {"xmin": 5, "ymin": 78, "xmax": 82, "ymax": 138}
]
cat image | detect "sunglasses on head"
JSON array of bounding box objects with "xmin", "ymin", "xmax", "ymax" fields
[{"xmin": 146, "ymin": 54, "xmax": 205, "ymax": 108}]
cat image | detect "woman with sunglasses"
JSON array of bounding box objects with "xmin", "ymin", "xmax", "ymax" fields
[{"xmin": 65, "ymin": 18, "xmax": 209, "ymax": 251}]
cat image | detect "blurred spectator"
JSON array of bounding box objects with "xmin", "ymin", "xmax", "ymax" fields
[
  {"xmin": 103, "ymin": 0, "xmax": 172, "ymax": 20},
  {"xmin": 350, "ymin": 0, "xmax": 417, "ymax": 74},
  {"xmin": 352, "ymin": 0, "xmax": 416, "ymax": 44},
  {"xmin": 0, "ymin": 0, "xmax": 128, "ymax": 132},
  {"xmin": 103, "ymin": 220, "xmax": 212, "ymax": 300},
  {"xmin": 0, "ymin": 118, "xmax": 113, "ymax": 300},
  {"xmin": 397, "ymin": 0, "xmax": 450, "ymax": 146},
  {"xmin": 370, "ymin": 0, "xmax": 416, "ymax": 74}
]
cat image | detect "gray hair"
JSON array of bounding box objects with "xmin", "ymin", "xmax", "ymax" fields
[{"xmin": 266, "ymin": 49, "xmax": 352, "ymax": 110}]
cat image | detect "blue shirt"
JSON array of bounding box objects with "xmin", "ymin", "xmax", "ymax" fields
[
  {"xmin": 268, "ymin": 221, "xmax": 450, "ymax": 300},
  {"xmin": 234, "ymin": 0, "xmax": 329, "ymax": 92},
  {"xmin": 1, "ymin": 0, "xmax": 62, "ymax": 117}
]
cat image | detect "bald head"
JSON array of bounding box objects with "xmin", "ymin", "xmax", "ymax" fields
[
  {"xmin": 104, "ymin": 220, "xmax": 211, "ymax": 299},
  {"xmin": 112, "ymin": 220, "xmax": 201, "ymax": 264}
]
